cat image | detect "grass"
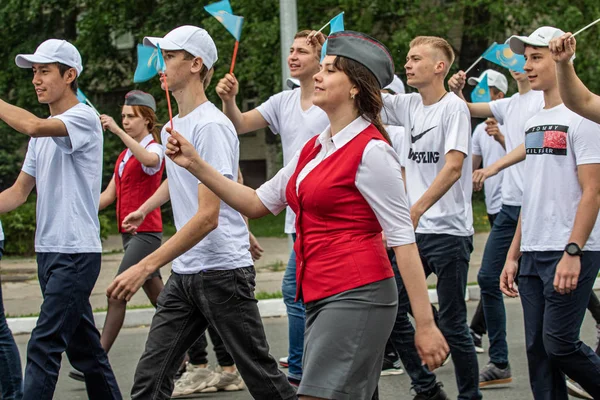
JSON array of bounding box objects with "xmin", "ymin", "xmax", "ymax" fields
[
  {"xmin": 249, "ymin": 213, "xmax": 287, "ymax": 238},
  {"xmin": 472, "ymin": 194, "xmax": 491, "ymax": 233}
]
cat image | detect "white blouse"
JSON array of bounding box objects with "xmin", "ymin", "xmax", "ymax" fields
[{"xmin": 256, "ymin": 117, "xmax": 415, "ymax": 247}]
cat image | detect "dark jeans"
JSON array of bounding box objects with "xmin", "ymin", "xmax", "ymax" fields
[
  {"xmin": 390, "ymin": 234, "xmax": 481, "ymax": 399},
  {"xmin": 131, "ymin": 267, "xmax": 295, "ymax": 400},
  {"xmin": 477, "ymin": 205, "xmax": 520, "ymax": 365},
  {"xmin": 469, "ymin": 212, "xmax": 499, "ymax": 336},
  {"xmin": 24, "ymin": 253, "xmax": 121, "ymax": 400},
  {"xmin": 281, "ymin": 233, "xmax": 304, "ymax": 380},
  {"xmin": 520, "ymin": 251, "xmax": 600, "ymax": 400},
  {"xmin": 188, "ymin": 325, "xmax": 234, "ymax": 367},
  {"xmin": 0, "ymin": 241, "xmax": 23, "ymax": 400}
]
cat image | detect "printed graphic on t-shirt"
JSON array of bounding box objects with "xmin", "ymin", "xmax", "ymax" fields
[{"xmin": 525, "ymin": 124, "xmax": 568, "ymax": 156}]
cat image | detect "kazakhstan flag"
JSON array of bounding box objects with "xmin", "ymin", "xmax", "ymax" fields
[
  {"xmin": 204, "ymin": 0, "xmax": 244, "ymax": 41},
  {"xmin": 471, "ymin": 73, "xmax": 491, "ymax": 103},
  {"xmin": 482, "ymin": 43, "xmax": 525, "ymax": 73},
  {"xmin": 321, "ymin": 12, "xmax": 345, "ymax": 61},
  {"xmin": 133, "ymin": 44, "xmax": 160, "ymax": 83}
]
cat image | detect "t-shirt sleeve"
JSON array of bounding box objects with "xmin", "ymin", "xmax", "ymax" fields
[
  {"xmin": 356, "ymin": 140, "xmax": 415, "ymax": 247},
  {"xmin": 472, "ymin": 125, "xmax": 483, "ymax": 156},
  {"xmin": 256, "ymin": 93, "xmax": 283, "ymax": 135},
  {"xmin": 256, "ymin": 148, "xmax": 301, "ymax": 215},
  {"xmin": 193, "ymin": 123, "xmax": 236, "ymax": 181},
  {"xmin": 21, "ymin": 138, "xmax": 37, "ymax": 178},
  {"xmin": 52, "ymin": 105, "xmax": 100, "ymax": 154},
  {"xmin": 444, "ymin": 108, "xmax": 471, "ymax": 155},
  {"xmin": 572, "ymin": 118, "xmax": 600, "ymax": 166},
  {"xmin": 489, "ymin": 97, "xmax": 511, "ymax": 125},
  {"xmin": 381, "ymin": 93, "xmax": 410, "ymax": 126},
  {"xmin": 140, "ymin": 142, "xmax": 165, "ymax": 176}
]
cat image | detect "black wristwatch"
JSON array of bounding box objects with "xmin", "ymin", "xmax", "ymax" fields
[{"xmin": 564, "ymin": 242, "xmax": 583, "ymax": 257}]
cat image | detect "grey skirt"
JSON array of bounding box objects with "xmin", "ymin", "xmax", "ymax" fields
[
  {"xmin": 299, "ymin": 277, "xmax": 398, "ymax": 400},
  {"xmin": 117, "ymin": 232, "xmax": 162, "ymax": 279}
]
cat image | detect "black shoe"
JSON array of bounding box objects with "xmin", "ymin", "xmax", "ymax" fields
[
  {"xmin": 68, "ymin": 368, "xmax": 85, "ymax": 382},
  {"xmin": 470, "ymin": 329, "xmax": 484, "ymax": 354},
  {"xmin": 381, "ymin": 354, "xmax": 404, "ymax": 376},
  {"xmin": 413, "ymin": 383, "xmax": 448, "ymax": 400}
]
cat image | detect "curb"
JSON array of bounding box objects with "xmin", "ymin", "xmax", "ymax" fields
[{"xmin": 8, "ymin": 279, "xmax": 600, "ymax": 335}]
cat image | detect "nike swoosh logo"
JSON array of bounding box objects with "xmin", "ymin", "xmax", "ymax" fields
[{"xmin": 411, "ymin": 126, "xmax": 437, "ymax": 143}]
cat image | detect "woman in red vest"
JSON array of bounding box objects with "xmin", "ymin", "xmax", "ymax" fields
[
  {"xmin": 70, "ymin": 91, "xmax": 165, "ymax": 381},
  {"xmin": 120, "ymin": 32, "xmax": 448, "ymax": 399}
]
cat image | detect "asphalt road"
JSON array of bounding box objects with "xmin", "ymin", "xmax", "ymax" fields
[{"xmin": 14, "ymin": 298, "xmax": 597, "ymax": 399}]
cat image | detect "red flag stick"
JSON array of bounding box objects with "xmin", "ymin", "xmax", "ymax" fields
[
  {"xmin": 230, "ymin": 41, "xmax": 239, "ymax": 74},
  {"xmin": 161, "ymin": 73, "xmax": 174, "ymax": 129}
]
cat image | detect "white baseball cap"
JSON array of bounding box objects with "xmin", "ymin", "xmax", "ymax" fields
[
  {"xmin": 15, "ymin": 39, "xmax": 83, "ymax": 76},
  {"xmin": 467, "ymin": 69, "xmax": 508, "ymax": 94},
  {"xmin": 144, "ymin": 25, "xmax": 218, "ymax": 69},
  {"xmin": 508, "ymin": 26, "xmax": 565, "ymax": 55},
  {"xmin": 384, "ymin": 75, "xmax": 406, "ymax": 94}
]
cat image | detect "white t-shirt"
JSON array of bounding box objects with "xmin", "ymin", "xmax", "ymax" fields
[
  {"xmin": 521, "ymin": 104, "xmax": 600, "ymax": 251},
  {"xmin": 489, "ymin": 90, "xmax": 544, "ymax": 206},
  {"xmin": 162, "ymin": 101, "xmax": 253, "ymax": 273},
  {"xmin": 386, "ymin": 125, "xmax": 405, "ymax": 157},
  {"xmin": 117, "ymin": 134, "xmax": 164, "ymax": 177},
  {"xmin": 383, "ymin": 92, "xmax": 474, "ymax": 236},
  {"xmin": 21, "ymin": 103, "xmax": 103, "ymax": 253},
  {"xmin": 256, "ymin": 88, "xmax": 329, "ymax": 234},
  {"xmin": 472, "ymin": 121, "xmax": 505, "ymax": 214},
  {"xmin": 256, "ymin": 117, "xmax": 415, "ymax": 247}
]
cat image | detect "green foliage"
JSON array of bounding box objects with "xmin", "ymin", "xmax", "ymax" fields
[
  {"xmin": 2, "ymin": 198, "xmax": 36, "ymax": 256},
  {"xmin": 249, "ymin": 212, "xmax": 286, "ymax": 238}
]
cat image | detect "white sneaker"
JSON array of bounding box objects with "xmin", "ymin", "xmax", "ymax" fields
[
  {"xmin": 171, "ymin": 363, "xmax": 220, "ymax": 397},
  {"xmin": 278, "ymin": 356, "xmax": 289, "ymax": 368},
  {"xmin": 214, "ymin": 365, "xmax": 245, "ymax": 391},
  {"xmin": 566, "ymin": 378, "xmax": 593, "ymax": 399}
]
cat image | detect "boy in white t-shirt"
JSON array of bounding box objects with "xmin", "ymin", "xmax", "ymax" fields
[
  {"xmin": 106, "ymin": 26, "xmax": 294, "ymax": 400},
  {"xmin": 0, "ymin": 40, "xmax": 121, "ymax": 399},
  {"xmin": 448, "ymin": 63, "xmax": 544, "ymax": 388},
  {"xmin": 382, "ymin": 36, "xmax": 480, "ymax": 400},
  {"xmin": 214, "ymin": 30, "xmax": 329, "ymax": 384},
  {"xmin": 498, "ymin": 26, "xmax": 600, "ymax": 399}
]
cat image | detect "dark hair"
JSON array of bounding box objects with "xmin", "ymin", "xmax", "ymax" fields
[
  {"xmin": 332, "ymin": 56, "xmax": 391, "ymax": 144},
  {"xmin": 54, "ymin": 62, "xmax": 78, "ymax": 93},
  {"xmin": 490, "ymin": 87, "xmax": 503, "ymax": 96},
  {"xmin": 127, "ymin": 105, "xmax": 161, "ymax": 143},
  {"xmin": 182, "ymin": 51, "xmax": 209, "ymax": 82}
]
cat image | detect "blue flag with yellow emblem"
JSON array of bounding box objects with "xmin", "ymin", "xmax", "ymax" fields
[
  {"xmin": 471, "ymin": 73, "xmax": 491, "ymax": 103},
  {"xmin": 482, "ymin": 43, "xmax": 525, "ymax": 73},
  {"xmin": 133, "ymin": 44, "xmax": 160, "ymax": 83},
  {"xmin": 204, "ymin": 0, "xmax": 244, "ymax": 41}
]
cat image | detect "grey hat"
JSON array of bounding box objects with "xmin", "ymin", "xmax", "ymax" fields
[
  {"xmin": 326, "ymin": 31, "xmax": 394, "ymax": 89},
  {"xmin": 124, "ymin": 90, "xmax": 156, "ymax": 112}
]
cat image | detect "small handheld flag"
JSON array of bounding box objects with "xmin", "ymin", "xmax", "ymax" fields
[
  {"xmin": 321, "ymin": 12, "xmax": 345, "ymax": 62},
  {"xmin": 76, "ymin": 88, "xmax": 100, "ymax": 116},
  {"xmin": 204, "ymin": 0, "xmax": 244, "ymax": 74},
  {"xmin": 471, "ymin": 73, "xmax": 491, "ymax": 103},
  {"xmin": 133, "ymin": 44, "xmax": 160, "ymax": 83},
  {"xmin": 482, "ymin": 43, "xmax": 525, "ymax": 73}
]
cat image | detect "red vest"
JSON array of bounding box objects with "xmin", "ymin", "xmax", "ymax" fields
[
  {"xmin": 286, "ymin": 124, "xmax": 393, "ymax": 303},
  {"xmin": 114, "ymin": 140, "xmax": 164, "ymax": 233}
]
